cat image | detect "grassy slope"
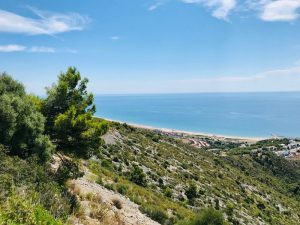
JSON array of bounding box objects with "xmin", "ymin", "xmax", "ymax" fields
[
  {"xmin": 1, "ymin": 121, "xmax": 299, "ymax": 225},
  {"xmin": 0, "ymin": 152, "xmax": 68, "ymax": 224},
  {"xmin": 85, "ymin": 121, "xmax": 300, "ymax": 225}
]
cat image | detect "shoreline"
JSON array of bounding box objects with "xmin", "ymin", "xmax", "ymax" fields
[{"xmin": 101, "ymin": 117, "xmax": 267, "ymax": 143}]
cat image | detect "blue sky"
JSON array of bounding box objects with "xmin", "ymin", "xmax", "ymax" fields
[{"xmin": 0, "ymin": 0, "xmax": 300, "ymax": 94}]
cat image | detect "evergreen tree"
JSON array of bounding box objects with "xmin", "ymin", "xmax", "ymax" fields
[{"xmin": 42, "ymin": 67, "xmax": 107, "ymax": 156}]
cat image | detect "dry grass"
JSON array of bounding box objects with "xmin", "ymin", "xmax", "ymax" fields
[
  {"xmin": 67, "ymin": 181, "xmax": 118, "ymax": 224},
  {"xmin": 86, "ymin": 193, "xmax": 103, "ymax": 203},
  {"xmin": 74, "ymin": 205, "xmax": 86, "ymax": 220},
  {"xmin": 89, "ymin": 202, "xmax": 109, "ymax": 221}
]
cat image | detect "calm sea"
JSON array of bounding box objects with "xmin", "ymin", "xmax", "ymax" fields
[{"xmin": 94, "ymin": 92, "xmax": 300, "ymax": 138}]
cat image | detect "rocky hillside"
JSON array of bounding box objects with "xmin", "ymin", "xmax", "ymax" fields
[
  {"xmin": 1, "ymin": 71, "xmax": 299, "ymax": 225},
  {"xmin": 65, "ymin": 121, "xmax": 300, "ymax": 225}
]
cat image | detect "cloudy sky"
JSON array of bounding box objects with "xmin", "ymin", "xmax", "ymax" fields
[{"xmin": 0, "ymin": 0, "xmax": 300, "ymax": 94}]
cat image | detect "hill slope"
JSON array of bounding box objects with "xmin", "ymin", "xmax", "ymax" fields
[{"xmin": 66, "ymin": 121, "xmax": 300, "ymax": 225}]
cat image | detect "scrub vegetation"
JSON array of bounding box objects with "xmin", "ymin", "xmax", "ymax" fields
[{"xmin": 0, "ymin": 68, "xmax": 299, "ymax": 225}]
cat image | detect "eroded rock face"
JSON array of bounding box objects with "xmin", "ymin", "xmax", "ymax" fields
[
  {"xmin": 102, "ymin": 131, "xmax": 123, "ymax": 145},
  {"xmin": 70, "ymin": 177, "xmax": 160, "ymax": 225}
]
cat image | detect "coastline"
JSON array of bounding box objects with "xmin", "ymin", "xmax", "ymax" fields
[{"xmin": 101, "ymin": 117, "xmax": 267, "ymax": 143}]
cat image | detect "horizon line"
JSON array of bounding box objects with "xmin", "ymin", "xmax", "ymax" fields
[{"xmin": 92, "ymin": 90, "xmax": 300, "ymax": 96}]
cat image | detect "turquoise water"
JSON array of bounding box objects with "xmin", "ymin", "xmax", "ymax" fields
[{"xmin": 94, "ymin": 92, "xmax": 300, "ymax": 138}]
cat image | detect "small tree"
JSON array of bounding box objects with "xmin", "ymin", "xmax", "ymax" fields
[
  {"xmin": 42, "ymin": 67, "xmax": 96, "ymax": 135},
  {"xmin": 42, "ymin": 67, "xmax": 108, "ymax": 156}
]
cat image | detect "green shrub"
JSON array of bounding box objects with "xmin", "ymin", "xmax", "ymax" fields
[
  {"xmin": 185, "ymin": 184, "xmax": 198, "ymax": 201},
  {"xmin": 0, "ymin": 193, "xmax": 63, "ymax": 225},
  {"xmin": 226, "ymin": 202, "xmax": 234, "ymax": 216},
  {"xmin": 193, "ymin": 208, "xmax": 225, "ymax": 225},
  {"xmin": 101, "ymin": 159, "xmax": 113, "ymax": 170},
  {"xmin": 140, "ymin": 204, "xmax": 168, "ymax": 224},
  {"xmin": 130, "ymin": 165, "xmax": 147, "ymax": 187},
  {"xmin": 117, "ymin": 184, "xmax": 128, "ymax": 195},
  {"xmin": 178, "ymin": 208, "xmax": 225, "ymax": 225},
  {"xmin": 131, "ymin": 195, "xmax": 143, "ymax": 205},
  {"xmin": 164, "ymin": 187, "xmax": 173, "ymax": 198}
]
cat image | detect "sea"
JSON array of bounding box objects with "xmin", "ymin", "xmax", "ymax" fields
[{"xmin": 94, "ymin": 92, "xmax": 300, "ymax": 138}]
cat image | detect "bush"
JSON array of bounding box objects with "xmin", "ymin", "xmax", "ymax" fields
[
  {"xmin": 193, "ymin": 208, "xmax": 225, "ymax": 225},
  {"xmin": 0, "ymin": 192, "xmax": 63, "ymax": 225},
  {"xmin": 164, "ymin": 187, "xmax": 173, "ymax": 198},
  {"xmin": 226, "ymin": 202, "xmax": 234, "ymax": 216},
  {"xmin": 117, "ymin": 185, "xmax": 128, "ymax": 195},
  {"xmin": 101, "ymin": 159, "xmax": 113, "ymax": 170},
  {"xmin": 178, "ymin": 208, "xmax": 225, "ymax": 225},
  {"xmin": 130, "ymin": 165, "xmax": 147, "ymax": 187},
  {"xmin": 185, "ymin": 184, "xmax": 198, "ymax": 201},
  {"xmin": 33, "ymin": 135, "xmax": 55, "ymax": 163},
  {"xmin": 140, "ymin": 205, "xmax": 168, "ymax": 224}
]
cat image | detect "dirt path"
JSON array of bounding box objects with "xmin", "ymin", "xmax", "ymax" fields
[{"xmin": 70, "ymin": 176, "xmax": 160, "ymax": 225}]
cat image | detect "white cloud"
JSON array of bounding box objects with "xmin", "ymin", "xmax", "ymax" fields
[
  {"xmin": 0, "ymin": 44, "xmax": 26, "ymax": 52},
  {"xmin": 148, "ymin": 0, "xmax": 169, "ymax": 11},
  {"xmin": 149, "ymin": 0, "xmax": 300, "ymax": 22},
  {"xmin": 246, "ymin": 0, "xmax": 300, "ymax": 21},
  {"xmin": 28, "ymin": 46, "xmax": 56, "ymax": 53},
  {"xmin": 64, "ymin": 49, "xmax": 78, "ymax": 54},
  {"xmin": 148, "ymin": 1, "xmax": 164, "ymax": 11},
  {"xmin": 0, "ymin": 44, "xmax": 77, "ymax": 53},
  {"xmin": 181, "ymin": 0, "xmax": 237, "ymax": 20},
  {"xmin": 110, "ymin": 36, "xmax": 120, "ymax": 41},
  {"xmin": 0, "ymin": 7, "xmax": 90, "ymax": 35},
  {"xmin": 261, "ymin": 0, "xmax": 300, "ymax": 21}
]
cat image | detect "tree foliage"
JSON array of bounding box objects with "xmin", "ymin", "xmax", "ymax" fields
[
  {"xmin": 54, "ymin": 106, "xmax": 107, "ymax": 157},
  {"xmin": 0, "ymin": 69, "xmax": 108, "ymax": 224},
  {"xmin": 42, "ymin": 67, "xmax": 107, "ymax": 156},
  {"xmin": 0, "ymin": 74, "xmax": 54, "ymax": 162},
  {"xmin": 0, "ymin": 73, "xmax": 25, "ymax": 96},
  {"xmin": 42, "ymin": 67, "xmax": 96, "ymax": 134}
]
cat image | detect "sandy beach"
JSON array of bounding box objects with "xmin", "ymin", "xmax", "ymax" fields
[{"xmin": 103, "ymin": 118, "xmax": 266, "ymax": 143}]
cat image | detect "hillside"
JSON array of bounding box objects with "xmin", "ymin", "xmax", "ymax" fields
[
  {"xmin": 65, "ymin": 121, "xmax": 299, "ymax": 225},
  {"xmin": 0, "ymin": 69, "xmax": 300, "ymax": 225}
]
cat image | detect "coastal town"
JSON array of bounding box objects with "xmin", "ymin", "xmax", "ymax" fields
[
  {"xmin": 272, "ymin": 139, "xmax": 300, "ymax": 159},
  {"xmin": 153, "ymin": 128, "xmax": 300, "ymax": 160}
]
